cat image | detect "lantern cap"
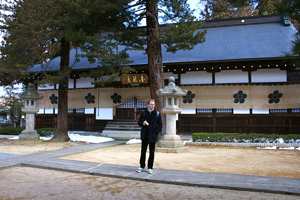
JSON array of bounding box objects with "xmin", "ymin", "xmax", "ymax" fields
[
  {"xmin": 157, "ymin": 76, "xmax": 186, "ymax": 97},
  {"xmin": 21, "ymin": 83, "xmax": 41, "ymax": 100}
]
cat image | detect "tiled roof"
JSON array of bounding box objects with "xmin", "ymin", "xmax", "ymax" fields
[{"xmin": 29, "ymin": 16, "xmax": 298, "ymax": 72}]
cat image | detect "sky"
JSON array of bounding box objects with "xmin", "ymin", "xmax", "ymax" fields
[
  {"xmin": 0, "ymin": 0, "xmax": 203, "ymax": 99},
  {"xmin": 188, "ymin": 0, "xmax": 203, "ymax": 17}
]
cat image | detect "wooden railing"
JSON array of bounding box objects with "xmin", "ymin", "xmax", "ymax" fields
[
  {"xmin": 35, "ymin": 114, "xmax": 110, "ymax": 132},
  {"xmin": 37, "ymin": 113, "xmax": 300, "ymax": 134},
  {"xmin": 177, "ymin": 113, "xmax": 300, "ymax": 134}
]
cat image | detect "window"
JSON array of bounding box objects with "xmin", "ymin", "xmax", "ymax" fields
[
  {"xmin": 196, "ymin": 108, "xmax": 213, "ymax": 113},
  {"xmin": 291, "ymin": 108, "xmax": 300, "ymax": 113},
  {"xmin": 76, "ymin": 108, "xmax": 85, "ymax": 113},
  {"xmin": 269, "ymin": 109, "xmax": 287, "ymax": 113},
  {"xmin": 216, "ymin": 108, "xmax": 233, "ymax": 113}
]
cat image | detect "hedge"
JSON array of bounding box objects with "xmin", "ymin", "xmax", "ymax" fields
[
  {"xmin": 0, "ymin": 127, "xmax": 23, "ymax": 135},
  {"xmin": 192, "ymin": 132, "xmax": 300, "ymax": 143},
  {"xmin": 37, "ymin": 128, "xmax": 55, "ymax": 136},
  {"xmin": 0, "ymin": 127, "xmax": 55, "ymax": 136}
]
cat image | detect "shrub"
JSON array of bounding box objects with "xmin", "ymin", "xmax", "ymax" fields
[
  {"xmin": 37, "ymin": 128, "xmax": 55, "ymax": 137},
  {"xmin": 192, "ymin": 132, "xmax": 300, "ymax": 143},
  {"xmin": 0, "ymin": 127, "xmax": 23, "ymax": 135}
]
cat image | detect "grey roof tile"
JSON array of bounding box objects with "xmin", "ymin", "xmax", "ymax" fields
[{"xmin": 29, "ymin": 17, "xmax": 298, "ymax": 72}]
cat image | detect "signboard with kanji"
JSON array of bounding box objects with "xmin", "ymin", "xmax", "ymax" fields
[{"xmin": 121, "ymin": 73, "xmax": 148, "ymax": 85}]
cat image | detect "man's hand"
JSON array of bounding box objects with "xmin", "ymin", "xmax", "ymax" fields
[{"xmin": 143, "ymin": 120, "xmax": 149, "ymax": 126}]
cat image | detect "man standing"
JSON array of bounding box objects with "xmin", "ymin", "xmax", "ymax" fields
[{"xmin": 136, "ymin": 99, "xmax": 162, "ymax": 174}]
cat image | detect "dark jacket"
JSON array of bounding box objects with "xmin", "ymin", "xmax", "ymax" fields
[{"xmin": 138, "ymin": 109, "xmax": 162, "ymax": 143}]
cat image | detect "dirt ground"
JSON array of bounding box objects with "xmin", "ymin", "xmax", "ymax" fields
[
  {"xmin": 63, "ymin": 144, "xmax": 300, "ymax": 179},
  {"xmin": 0, "ymin": 167, "xmax": 298, "ymax": 200},
  {"xmin": 0, "ymin": 139, "xmax": 76, "ymax": 155}
]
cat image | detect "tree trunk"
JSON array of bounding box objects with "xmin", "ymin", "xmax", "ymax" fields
[
  {"xmin": 146, "ymin": 0, "xmax": 163, "ymax": 111},
  {"xmin": 53, "ymin": 38, "xmax": 70, "ymax": 142}
]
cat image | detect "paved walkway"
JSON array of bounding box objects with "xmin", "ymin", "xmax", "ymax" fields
[{"xmin": 0, "ymin": 141, "xmax": 300, "ymax": 196}]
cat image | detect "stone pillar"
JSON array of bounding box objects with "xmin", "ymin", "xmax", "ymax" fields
[
  {"xmin": 19, "ymin": 112, "xmax": 39, "ymax": 140},
  {"xmin": 19, "ymin": 84, "xmax": 41, "ymax": 140},
  {"xmin": 27, "ymin": 114, "xmax": 35, "ymax": 131},
  {"xmin": 157, "ymin": 77, "xmax": 187, "ymax": 153},
  {"xmin": 158, "ymin": 109, "xmax": 185, "ymax": 152}
]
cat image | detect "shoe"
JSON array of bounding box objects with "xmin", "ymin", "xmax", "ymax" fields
[
  {"xmin": 147, "ymin": 169, "xmax": 153, "ymax": 174},
  {"xmin": 136, "ymin": 167, "xmax": 144, "ymax": 173}
]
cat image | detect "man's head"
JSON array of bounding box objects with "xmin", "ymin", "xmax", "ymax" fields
[{"xmin": 147, "ymin": 99, "xmax": 155, "ymax": 112}]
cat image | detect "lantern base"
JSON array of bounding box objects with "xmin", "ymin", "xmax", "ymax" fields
[
  {"xmin": 157, "ymin": 134, "xmax": 186, "ymax": 153},
  {"xmin": 19, "ymin": 130, "xmax": 40, "ymax": 140},
  {"xmin": 156, "ymin": 146, "xmax": 187, "ymax": 153}
]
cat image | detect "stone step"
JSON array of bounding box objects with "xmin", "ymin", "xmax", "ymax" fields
[
  {"xmin": 107, "ymin": 121, "xmax": 138, "ymax": 125},
  {"xmin": 105, "ymin": 125, "xmax": 140, "ymax": 129},
  {"xmin": 104, "ymin": 128, "xmax": 141, "ymax": 131},
  {"xmin": 105, "ymin": 122, "xmax": 140, "ymax": 127},
  {"xmin": 101, "ymin": 130, "xmax": 140, "ymax": 140}
]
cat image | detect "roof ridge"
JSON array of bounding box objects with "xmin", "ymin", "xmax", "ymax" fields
[{"xmin": 202, "ymin": 15, "xmax": 285, "ymax": 28}]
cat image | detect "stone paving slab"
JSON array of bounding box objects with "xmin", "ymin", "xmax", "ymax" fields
[
  {"xmin": 4, "ymin": 140, "xmax": 124, "ymax": 161},
  {"xmin": 0, "ymin": 152, "xmax": 18, "ymax": 160},
  {"xmin": 0, "ymin": 141, "xmax": 123, "ymax": 170},
  {"xmin": 34, "ymin": 140, "xmax": 124, "ymax": 158},
  {"xmin": 0, "ymin": 160, "xmax": 19, "ymax": 169},
  {"xmin": 91, "ymin": 164, "xmax": 300, "ymax": 195},
  {"xmin": 22, "ymin": 158, "xmax": 101, "ymax": 174},
  {"xmin": 21, "ymin": 157, "xmax": 300, "ymax": 196}
]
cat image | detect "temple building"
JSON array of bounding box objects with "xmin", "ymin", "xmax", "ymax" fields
[{"xmin": 31, "ymin": 15, "xmax": 300, "ymax": 134}]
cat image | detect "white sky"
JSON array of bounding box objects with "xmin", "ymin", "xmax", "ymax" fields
[{"xmin": 188, "ymin": 0, "xmax": 202, "ymax": 17}]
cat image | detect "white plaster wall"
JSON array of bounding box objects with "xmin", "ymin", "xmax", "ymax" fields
[
  {"xmin": 38, "ymin": 108, "xmax": 44, "ymax": 114},
  {"xmin": 162, "ymin": 72, "xmax": 178, "ymax": 79},
  {"xmin": 181, "ymin": 71, "xmax": 212, "ymax": 84},
  {"xmin": 44, "ymin": 108, "xmax": 54, "ymax": 114},
  {"xmin": 215, "ymin": 70, "xmax": 248, "ymax": 84},
  {"xmin": 252, "ymin": 69, "xmax": 287, "ymax": 83},
  {"xmin": 96, "ymin": 108, "xmax": 113, "ymax": 120},
  {"xmin": 233, "ymin": 108, "xmax": 250, "ymax": 114},
  {"xmin": 181, "ymin": 108, "xmax": 196, "ymax": 114},
  {"xmin": 68, "ymin": 79, "xmax": 74, "ymax": 89},
  {"xmin": 76, "ymin": 77, "xmax": 94, "ymax": 88},
  {"xmin": 84, "ymin": 108, "xmax": 95, "ymax": 114},
  {"xmin": 38, "ymin": 84, "xmax": 55, "ymax": 90},
  {"xmin": 252, "ymin": 108, "xmax": 269, "ymax": 114}
]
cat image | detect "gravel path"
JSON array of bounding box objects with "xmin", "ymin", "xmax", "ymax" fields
[{"xmin": 0, "ymin": 167, "xmax": 298, "ymax": 200}]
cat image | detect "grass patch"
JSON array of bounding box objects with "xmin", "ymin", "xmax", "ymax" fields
[{"xmin": 192, "ymin": 132, "xmax": 300, "ymax": 143}]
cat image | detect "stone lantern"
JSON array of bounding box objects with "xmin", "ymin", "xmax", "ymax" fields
[
  {"xmin": 19, "ymin": 83, "xmax": 42, "ymax": 140},
  {"xmin": 157, "ymin": 76, "xmax": 187, "ymax": 152}
]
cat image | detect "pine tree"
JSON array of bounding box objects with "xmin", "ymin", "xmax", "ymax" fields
[
  {"xmin": 0, "ymin": 0, "xmax": 131, "ymax": 141},
  {"xmin": 201, "ymin": 0, "xmax": 255, "ymax": 20},
  {"xmin": 277, "ymin": 0, "xmax": 300, "ymax": 54},
  {"xmin": 255, "ymin": 0, "xmax": 282, "ymax": 16},
  {"xmin": 122, "ymin": 0, "xmax": 205, "ymax": 110},
  {"xmin": 1, "ymin": 0, "xmax": 206, "ymax": 140},
  {"xmin": 254, "ymin": 0, "xmax": 300, "ymax": 53}
]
